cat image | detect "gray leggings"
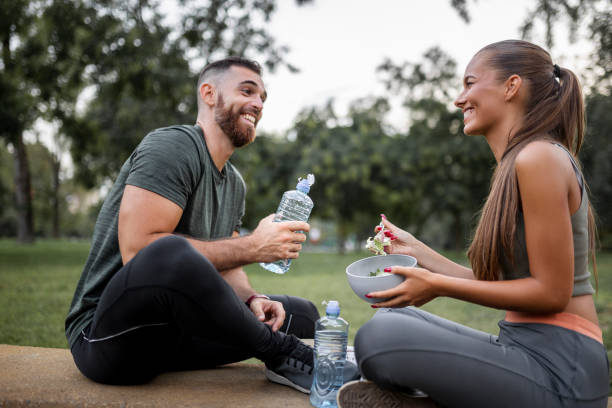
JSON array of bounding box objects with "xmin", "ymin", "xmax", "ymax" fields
[{"xmin": 354, "ymin": 307, "xmax": 609, "ymax": 408}]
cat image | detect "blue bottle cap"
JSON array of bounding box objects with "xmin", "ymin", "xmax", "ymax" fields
[
  {"xmin": 296, "ymin": 179, "xmax": 310, "ymax": 194},
  {"xmin": 326, "ymin": 300, "xmax": 340, "ymax": 316},
  {"xmin": 296, "ymin": 174, "xmax": 315, "ymax": 194}
]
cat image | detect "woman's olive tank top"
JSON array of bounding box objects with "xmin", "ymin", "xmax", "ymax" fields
[{"xmin": 500, "ymin": 143, "xmax": 594, "ymax": 296}]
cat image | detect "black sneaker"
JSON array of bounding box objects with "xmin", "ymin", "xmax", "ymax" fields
[
  {"xmin": 264, "ymin": 334, "xmax": 362, "ymax": 394},
  {"xmin": 265, "ymin": 334, "xmax": 314, "ymax": 393}
]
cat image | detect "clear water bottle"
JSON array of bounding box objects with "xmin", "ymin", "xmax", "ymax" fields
[
  {"xmin": 310, "ymin": 300, "xmax": 349, "ymax": 408},
  {"xmin": 260, "ymin": 174, "xmax": 315, "ymax": 274}
]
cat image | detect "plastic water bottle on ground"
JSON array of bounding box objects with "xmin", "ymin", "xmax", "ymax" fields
[
  {"xmin": 310, "ymin": 300, "xmax": 349, "ymax": 408},
  {"xmin": 260, "ymin": 174, "xmax": 315, "ymax": 274}
]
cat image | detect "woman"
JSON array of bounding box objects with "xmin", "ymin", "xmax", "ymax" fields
[{"xmin": 337, "ymin": 40, "xmax": 608, "ymax": 408}]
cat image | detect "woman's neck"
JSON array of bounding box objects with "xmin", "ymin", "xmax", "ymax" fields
[{"xmin": 485, "ymin": 113, "xmax": 524, "ymax": 163}]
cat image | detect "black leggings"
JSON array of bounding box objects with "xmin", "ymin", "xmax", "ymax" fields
[{"xmin": 70, "ymin": 235, "xmax": 319, "ymax": 385}]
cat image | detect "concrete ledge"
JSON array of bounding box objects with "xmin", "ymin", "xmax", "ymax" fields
[
  {"xmin": 2, "ymin": 344, "xmax": 609, "ymax": 407},
  {"xmin": 0, "ymin": 344, "xmax": 311, "ymax": 407}
]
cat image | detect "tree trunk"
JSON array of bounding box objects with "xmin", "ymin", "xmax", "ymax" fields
[
  {"xmin": 52, "ymin": 155, "xmax": 61, "ymax": 238},
  {"xmin": 13, "ymin": 136, "xmax": 34, "ymax": 243},
  {"xmin": 336, "ymin": 220, "xmax": 347, "ymax": 255},
  {"xmin": 451, "ymin": 211, "xmax": 464, "ymax": 251}
]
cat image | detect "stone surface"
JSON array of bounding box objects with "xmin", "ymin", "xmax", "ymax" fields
[
  {"xmin": 1, "ymin": 344, "xmax": 609, "ymax": 407},
  {"xmin": 0, "ymin": 344, "xmax": 311, "ymax": 407}
]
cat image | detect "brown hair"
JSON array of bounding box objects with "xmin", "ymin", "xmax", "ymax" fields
[{"xmin": 467, "ymin": 40, "xmax": 598, "ymax": 284}]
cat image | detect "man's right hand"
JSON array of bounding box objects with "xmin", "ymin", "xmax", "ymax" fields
[{"xmin": 248, "ymin": 214, "xmax": 310, "ymax": 263}]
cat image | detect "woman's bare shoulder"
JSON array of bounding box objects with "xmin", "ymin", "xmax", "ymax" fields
[
  {"xmin": 515, "ymin": 140, "xmax": 574, "ymax": 203},
  {"xmin": 515, "ymin": 140, "xmax": 568, "ymax": 173}
]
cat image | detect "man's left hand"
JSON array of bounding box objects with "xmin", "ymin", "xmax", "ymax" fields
[{"xmin": 249, "ymin": 297, "xmax": 286, "ymax": 332}]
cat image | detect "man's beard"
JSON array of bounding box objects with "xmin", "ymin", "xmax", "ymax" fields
[{"xmin": 214, "ymin": 95, "xmax": 255, "ymax": 148}]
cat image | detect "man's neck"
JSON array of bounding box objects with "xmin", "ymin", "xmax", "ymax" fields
[{"xmin": 196, "ymin": 118, "xmax": 235, "ymax": 172}]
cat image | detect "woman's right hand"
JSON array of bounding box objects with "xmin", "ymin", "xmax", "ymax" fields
[
  {"xmin": 379, "ymin": 215, "xmax": 475, "ymax": 280},
  {"xmin": 379, "ymin": 215, "xmax": 421, "ymax": 258}
]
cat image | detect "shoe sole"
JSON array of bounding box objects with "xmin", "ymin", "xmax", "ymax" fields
[
  {"xmin": 337, "ymin": 380, "xmax": 438, "ymax": 408},
  {"xmin": 265, "ymin": 368, "xmax": 311, "ymax": 394}
]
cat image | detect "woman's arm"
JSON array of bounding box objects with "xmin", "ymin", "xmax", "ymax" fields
[{"xmin": 381, "ymin": 217, "xmax": 475, "ymax": 280}]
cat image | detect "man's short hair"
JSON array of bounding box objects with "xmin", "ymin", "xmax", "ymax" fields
[{"xmin": 197, "ymin": 56, "xmax": 262, "ymax": 87}]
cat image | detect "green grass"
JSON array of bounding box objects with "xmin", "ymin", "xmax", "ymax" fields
[
  {"xmin": 0, "ymin": 239, "xmax": 90, "ymax": 348},
  {"xmin": 1, "ymin": 238, "xmax": 611, "ymax": 358}
]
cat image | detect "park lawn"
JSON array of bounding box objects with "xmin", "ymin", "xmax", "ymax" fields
[{"xmin": 1, "ymin": 239, "xmax": 611, "ymax": 362}]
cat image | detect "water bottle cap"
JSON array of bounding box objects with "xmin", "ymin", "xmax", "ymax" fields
[
  {"xmin": 296, "ymin": 174, "xmax": 315, "ymax": 194},
  {"xmin": 296, "ymin": 179, "xmax": 310, "ymax": 194},
  {"xmin": 325, "ymin": 300, "xmax": 340, "ymax": 316}
]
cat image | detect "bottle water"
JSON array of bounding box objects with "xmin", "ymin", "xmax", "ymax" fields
[
  {"xmin": 260, "ymin": 174, "xmax": 315, "ymax": 274},
  {"xmin": 310, "ymin": 300, "xmax": 349, "ymax": 408}
]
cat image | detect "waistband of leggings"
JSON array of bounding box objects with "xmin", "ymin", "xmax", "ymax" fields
[{"xmin": 505, "ymin": 311, "xmax": 603, "ymax": 344}]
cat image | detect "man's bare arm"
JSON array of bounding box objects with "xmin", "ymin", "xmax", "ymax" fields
[{"xmin": 118, "ymin": 185, "xmax": 309, "ymax": 270}]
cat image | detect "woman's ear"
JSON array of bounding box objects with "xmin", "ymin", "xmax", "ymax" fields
[
  {"xmin": 199, "ymin": 83, "xmax": 216, "ymax": 107},
  {"xmin": 504, "ymin": 74, "xmax": 523, "ymax": 102}
]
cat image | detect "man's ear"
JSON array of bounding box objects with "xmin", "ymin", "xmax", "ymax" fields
[
  {"xmin": 504, "ymin": 74, "xmax": 522, "ymax": 102},
  {"xmin": 199, "ymin": 83, "xmax": 216, "ymax": 107}
]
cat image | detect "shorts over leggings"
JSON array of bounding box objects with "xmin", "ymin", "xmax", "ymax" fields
[
  {"xmin": 70, "ymin": 235, "xmax": 319, "ymax": 385},
  {"xmin": 355, "ymin": 307, "xmax": 609, "ymax": 408}
]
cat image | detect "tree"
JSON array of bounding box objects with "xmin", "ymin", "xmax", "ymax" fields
[
  {"xmin": 66, "ymin": 0, "xmax": 487, "ymax": 196},
  {"xmin": 27, "ymin": 142, "xmax": 59, "ymax": 237},
  {"xmin": 582, "ymin": 91, "xmax": 612, "ymax": 248},
  {"xmin": 286, "ymin": 98, "xmax": 395, "ymax": 252},
  {"xmin": 0, "ymin": 0, "xmax": 106, "ymax": 242},
  {"xmin": 67, "ymin": 4, "xmax": 195, "ymax": 188},
  {"xmin": 70, "ymin": 0, "xmax": 314, "ymax": 188},
  {"xmin": 0, "ymin": 141, "xmax": 16, "ymax": 237},
  {"xmin": 230, "ymin": 132, "xmax": 292, "ymax": 230},
  {"xmin": 377, "ymin": 47, "xmax": 494, "ymax": 249},
  {"xmin": 0, "ymin": 0, "xmax": 313, "ymax": 241},
  {"xmin": 0, "ymin": 139, "xmax": 75, "ymax": 238},
  {"xmin": 518, "ymin": 0, "xmax": 612, "ymax": 245}
]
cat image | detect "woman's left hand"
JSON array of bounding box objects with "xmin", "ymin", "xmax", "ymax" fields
[{"xmin": 367, "ymin": 266, "xmax": 439, "ymax": 308}]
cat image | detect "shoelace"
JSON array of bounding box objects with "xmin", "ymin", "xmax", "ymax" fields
[{"xmin": 288, "ymin": 356, "xmax": 313, "ymax": 375}]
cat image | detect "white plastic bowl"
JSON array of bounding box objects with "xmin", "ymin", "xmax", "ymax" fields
[{"xmin": 346, "ymin": 254, "xmax": 417, "ymax": 304}]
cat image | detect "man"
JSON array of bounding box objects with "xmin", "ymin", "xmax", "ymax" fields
[{"xmin": 65, "ymin": 57, "xmax": 334, "ymax": 393}]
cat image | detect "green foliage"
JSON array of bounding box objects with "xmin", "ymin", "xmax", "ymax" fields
[
  {"xmin": 231, "ymin": 133, "xmax": 292, "ymax": 228},
  {"xmin": 68, "ymin": 0, "xmax": 313, "ymax": 187},
  {"xmin": 588, "ymin": 6, "xmax": 612, "ymax": 87},
  {"xmin": 0, "ymin": 0, "xmax": 116, "ymax": 241},
  {"xmin": 0, "ymin": 0, "xmax": 315, "ymax": 239},
  {"xmin": 178, "ymin": 0, "xmax": 313, "ymax": 73},
  {"xmin": 68, "ymin": 16, "xmax": 195, "ymax": 187},
  {"xmin": 290, "ymin": 98, "xmax": 394, "ymax": 249},
  {"xmin": 27, "ymin": 143, "xmax": 57, "ymax": 237},
  {"xmin": 0, "ymin": 142, "xmax": 16, "ymax": 236},
  {"xmin": 582, "ymin": 89, "xmax": 612, "ymax": 248},
  {"xmin": 1, "ymin": 0, "xmax": 611, "ymax": 248}
]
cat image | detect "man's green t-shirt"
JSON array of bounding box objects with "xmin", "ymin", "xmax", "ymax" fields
[{"xmin": 65, "ymin": 124, "xmax": 246, "ymax": 347}]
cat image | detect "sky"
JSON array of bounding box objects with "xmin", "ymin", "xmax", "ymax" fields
[{"xmin": 256, "ymin": 0, "xmax": 591, "ymax": 134}]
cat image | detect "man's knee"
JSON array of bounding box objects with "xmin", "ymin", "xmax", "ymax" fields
[
  {"xmin": 143, "ymin": 235, "xmax": 192, "ymax": 259},
  {"xmin": 129, "ymin": 235, "xmax": 219, "ymax": 288},
  {"xmin": 268, "ymin": 295, "xmax": 320, "ymax": 338}
]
